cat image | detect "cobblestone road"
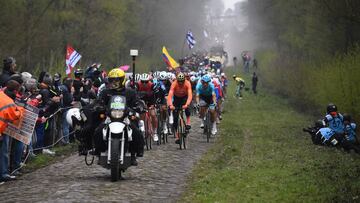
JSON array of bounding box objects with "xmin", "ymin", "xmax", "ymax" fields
[{"xmin": 0, "ymin": 117, "xmax": 215, "ymax": 202}]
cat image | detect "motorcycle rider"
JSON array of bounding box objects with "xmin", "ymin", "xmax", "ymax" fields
[
  {"xmin": 324, "ymin": 103, "xmax": 344, "ymax": 134},
  {"xmin": 94, "ymin": 68, "xmax": 144, "ymax": 166}
]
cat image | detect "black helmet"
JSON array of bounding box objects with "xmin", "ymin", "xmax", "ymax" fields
[
  {"xmin": 343, "ymin": 113, "xmax": 351, "ymax": 122},
  {"xmin": 74, "ymin": 68, "xmax": 83, "ymax": 78},
  {"xmin": 326, "ymin": 103, "xmax": 337, "ymax": 113}
]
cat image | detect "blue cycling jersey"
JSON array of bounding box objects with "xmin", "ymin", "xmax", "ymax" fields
[
  {"xmin": 318, "ymin": 127, "xmax": 335, "ymax": 141},
  {"xmin": 196, "ymin": 82, "xmax": 215, "ymax": 96},
  {"xmin": 344, "ymin": 123, "xmax": 357, "ymax": 142},
  {"xmin": 325, "ymin": 114, "xmax": 344, "ymax": 134}
]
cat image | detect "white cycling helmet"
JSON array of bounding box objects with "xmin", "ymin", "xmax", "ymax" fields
[
  {"xmin": 66, "ymin": 108, "xmax": 82, "ymax": 128},
  {"xmin": 140, "ymin": 73, "xmax": 150, "ymax": 81},
  {"xmin": 190, "ymin": 76, "xmax": 197, "ymax": 83},
  {"xmin": 134, "ymin": 73, "xmax": 141, "ymax": 82},
  {"xmin": 153, "ymin": 71, "xmax": 161, "ymax": 79},
  {"xmin": 159, "ymin": 71, "xmax": 167, "ymax": 81}
]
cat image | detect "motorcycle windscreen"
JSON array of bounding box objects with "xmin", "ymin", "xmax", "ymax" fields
[{"xmin": 109, "ymin": 95, "xmax": 126, "ymax": 110}]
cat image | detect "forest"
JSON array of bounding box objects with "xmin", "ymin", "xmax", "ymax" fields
[
  {"xmin": 0, "ymin": 0, "xmax": 217, "ymax": 74},
  {"xmin": 241, "ymin": 0, "xmax": 360, "ymax": 118}
]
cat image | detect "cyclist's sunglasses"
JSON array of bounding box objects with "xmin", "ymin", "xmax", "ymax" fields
[{"xmin": 141, "ymin": 80, "xmax": 149, "ymax": 84}]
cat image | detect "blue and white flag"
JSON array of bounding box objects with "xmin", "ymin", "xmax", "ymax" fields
[{"xmin": 186, "ymin": 30, "xmax": 196, "ymax": 49}]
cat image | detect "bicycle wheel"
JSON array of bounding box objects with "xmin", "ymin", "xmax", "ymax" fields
[
  {"xmin": 206, "ymin": 111, "xmax": 211, "ymax": 143},
  {"xmin": 147, "ymin": 114, "xmax": 153, "ymax": 149},
  {"xmin": 178, "ymin": 113, "xmax": 187, "ymax": 150},
  {"xmin": 145, "ymin": 113, "xmax": 152, "ymax": 150},
  {"xmin": 157, "ymin": 112, "xmax": 162, "ymax": 145}
]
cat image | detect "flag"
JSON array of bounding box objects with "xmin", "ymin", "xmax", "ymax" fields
[
  {"xmin": 186, "ymin": 30, "xmax": 196, "ymax": 49},
  {"xmin": 119, "ymin": 65, "xmax": 130, "ymax": 71},
  {"xmin": 66, "ymin": 45, "xmax": 82, "ymax": 75},
  {"xmin": 162, "ymin": 46, "xmax": 179, "ymax": 69}
]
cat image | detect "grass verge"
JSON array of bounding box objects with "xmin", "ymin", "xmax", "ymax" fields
[
  {"xmin": 181, "ymin": 73, "xmax": 360, "ymax": 202},
  {"xmin": 22, "ymin": 143, "xmax": 77, "ymax": 172}
]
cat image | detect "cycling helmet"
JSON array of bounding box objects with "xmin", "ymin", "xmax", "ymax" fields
[
  {"xmin": 153, "ymin": 71, "xmax": 161, "ymax": 79},
  {"xmin": 66, "ymin": 108, "xmax": 81, "ymax": 128},
  {"xmin": 221, "ymin": 72, "xmax": 225, "ymax": 77},
  {"xmin": 74, "ymin": 68, "xmax": 83, "ymax": 78},
  {"xmin": 134, "ymin": 73, "xmax": 141, "ymax": 82},
  {"xmin": 108, "ymin": 68, "xmax": 126, "ymax": 90},
  {"xmin": 159, "ymin": 71, "xmax": 167, "ymax": 81},
  {"xmin": 201, "ymin": 74, "xmax": 211, "ymax": 83},
  {"xmin": 140, "ymin": 73, "xmax": 150, "ymax": 81},
  {"xmin": 190, "ymin": 76, "xmax": 197, "ymax": 83},
  {"xmin": 233, "ymin": 74, "xmax": 236, "ymax": 78},
  {"xmin": 326, "ymin": 103, "xmax": 337, "ymax": 113},
  {"xmin": 177, "ymin": 72, "xmax": 185, "ymax": 82}
]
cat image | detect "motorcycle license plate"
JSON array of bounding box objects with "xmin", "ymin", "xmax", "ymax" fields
[{"xmin": 110, "ymin": 96, "xmax": 126, "ymax": 110}]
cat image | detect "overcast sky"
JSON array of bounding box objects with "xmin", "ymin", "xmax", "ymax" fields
[{"xmin": 223, "ymin": 0, "xmax": 245, "ymax": 10}]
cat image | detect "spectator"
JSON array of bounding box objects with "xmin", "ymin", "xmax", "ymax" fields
[
  {"xmin": 253, "ymin": 58, "xmax": 258, "ymax": 70},
  {"xmin": 252, "ymin": 72, "xmax": 258, "ymax": 94},
  {"xmin": 0, "ymin": 80, "xmax": 24, "ymax": 182},
  {"xmin": 0, "ymin": 57, "xmax": 17, "ymax": 88},
  {"xmin": 233, "ymin": 56, "xmax": 237, "ymax": 67},
  {"xmin": 60, "ymin": 78, "xmax": 73, "ymax": 145},
  {"xmin": 38, "ymin": 73, "xmax": 59, "ymax": 155},
  {"xmin": 24, "ymin": 78, "xmax": 42, "ymax": 158},
  {"xmin": 233, "ymin": 75, "xmax": 245, "ymax": 99},
  {"xmin": 9, "ymin": 74, "xmax": 25, "ymax": 175}
]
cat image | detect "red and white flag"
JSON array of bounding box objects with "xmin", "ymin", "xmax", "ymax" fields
[{"xmin": 66, "ymin": 45, "xmax": 82, "ymax": 75}]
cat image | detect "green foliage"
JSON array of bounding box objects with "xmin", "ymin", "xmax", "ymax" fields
[
  {"xmin": 256, "ymin": 46, "xmax": 360, "ymax": 120},
  {"xmin": 182, "ymin": 77, "xmax": 360, "ymax": 202},
  {"xmin": 0, "ymin": 0, "xmax": 207, "ymax": 76}
]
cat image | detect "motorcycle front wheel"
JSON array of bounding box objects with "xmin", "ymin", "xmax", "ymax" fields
[{"xmin": 111, "ymin": 138, "xmax": 120, "ymax": 182}]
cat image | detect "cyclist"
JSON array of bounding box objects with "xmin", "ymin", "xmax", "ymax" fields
[
  {"xmin": 136, "ymin": 73, "xmax": 159, "ymax": 142},
  {"xmin": 212, "ymin": 75, "xmax": 224, "ymax": 121},
  {"xmin": 196, "ymin": 74, "xmax": 217, "ymax": 135},
  {"xmin": 167, "ymin": 72, "xmax": 192, "ymax": 144},
  {"xmin": 324, "ymin": 103, "xmax": 344, "ymax": 134},
  {"xmin": 220, "ymin": 73, "xmax": 228, "ymax": 98},
  {"xmin": 152, "ymin": 78, "xmax": 168, "ymax": 135}
]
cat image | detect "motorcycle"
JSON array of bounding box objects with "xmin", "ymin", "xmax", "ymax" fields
[
  {"xmin": 303, "ymin": 119, "xmax": 340, "ymax": 146},
  {"xmin": 67, "ymin": 95, "xmax": 142, "ymax": 182}
]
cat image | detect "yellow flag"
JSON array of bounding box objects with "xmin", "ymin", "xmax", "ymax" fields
[{"xmin": 162, "ymin": 46, "xmax": 179, "ymax": 69}]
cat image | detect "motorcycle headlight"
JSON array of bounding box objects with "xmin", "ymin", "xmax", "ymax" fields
[{"xmin": 111, "ymin": 109, "xmax": 124, "ymax": 118}]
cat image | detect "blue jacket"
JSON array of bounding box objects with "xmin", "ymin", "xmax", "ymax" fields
[{"xmin": 325, "ymin": 113, "xmax": 344, "ymax": 134}]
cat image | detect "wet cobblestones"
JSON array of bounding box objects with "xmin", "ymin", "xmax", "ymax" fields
[{"xmin": 0, "ymin": 117, "xmax": 214, "ymax": 202}]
